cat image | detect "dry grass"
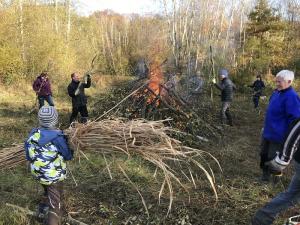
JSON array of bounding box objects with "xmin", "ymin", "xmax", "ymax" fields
[
  {"xmin": 66, "ymin": 118, "xmax": 220, "ymax": 214},
  {"xmin": 0, "ymin": 118, "xmax": 220, "ymax": 215}
]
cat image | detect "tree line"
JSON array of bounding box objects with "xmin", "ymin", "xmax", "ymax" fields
[{"xmin": 0, "ymin": 0, "xmax": 299, "ymax": 85}]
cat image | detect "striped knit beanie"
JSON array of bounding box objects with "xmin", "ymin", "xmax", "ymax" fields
[{"xmin": 38, "ymin": 106, "xmax": 58, "ymax": 128}]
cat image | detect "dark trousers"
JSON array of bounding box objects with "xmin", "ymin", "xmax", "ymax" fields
[
  {"xmin": 41, "ymin": 182, "xmax": 63, "ymax": 225},
  {"xmin": 38, "ymin": 95, "xmax": 54, "ymax": 109},
  {"xmin": 260, "ymin": 139, "xmax": 283, "ymax": 178},
  {"xmin": 220, "ymin": 102, "xmax": 233, "ymax": 126},
  {"xmin": 253, "ymin": 95, "xmax": 260, "ymax": 108},
  {"xmin": 69, "ymin": 105, "xmax": 89, "ymax": 124}
]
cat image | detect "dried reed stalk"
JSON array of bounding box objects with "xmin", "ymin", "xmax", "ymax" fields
[
  {"xmin": 65, "ymin": 118, "xmax": 220, "ymax": 214},
  {"xmin": 0, "ymin": 144, "xmax": 25, "ymax": 169},
  {"xmin": 0, "ymin": 119, "xmax": 220, "ymax": 214}
]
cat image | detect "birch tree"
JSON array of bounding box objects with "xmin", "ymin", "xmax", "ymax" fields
[
  {"xmin": 18, "ymin": 0, "xmax": 25, "ymax": 61},
  {"xmin": 66, "ymin": 0, "xmax": 71, "ymax": 41}
]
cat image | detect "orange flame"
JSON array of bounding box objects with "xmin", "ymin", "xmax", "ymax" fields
[{"xmin": 146, "ymin": 63, "xmax": 163, "ymax": 105}]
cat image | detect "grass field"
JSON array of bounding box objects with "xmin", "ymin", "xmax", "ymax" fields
[{"xmin": 0, "ymin": 76, "xmax": 298, "ymax": 225}]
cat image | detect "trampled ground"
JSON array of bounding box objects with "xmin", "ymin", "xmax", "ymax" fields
[{"xmin": 0, "ymin": 79, "xmax": 298, "ymax": 225}]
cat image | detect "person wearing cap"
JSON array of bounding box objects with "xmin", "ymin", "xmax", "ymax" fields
[
  {"xmin": 252, "ymin": 70, "xmax": 300, "ymax": 225},
  {"xmin": 33, "ymin": 72, "xmax": 54, "ymax": 108},
  {"xmin": 67, "ymin": 72, "xmax": 91, "ymax": 124},
  {"xmin": 24, "ymin": 106, "xmax": 73, "ymax": 225},
  {"xmin": 249, "ymin": 75, "xmax": 265, "ymax": 108},
  {"xmin": 212, "ymin": 69, "xmax": 236, "ymax": 126}
]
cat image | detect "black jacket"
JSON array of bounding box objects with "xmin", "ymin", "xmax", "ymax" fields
[
  {"xmin": 279, "ymin": 119, "xmax": 300, "ymax": 164},
  {"xmin": 250, "ymin": 80, "xmax": 265, "ymax": 96},
  {"xmin": 215, "ymin": 78, "xmax": 236, "ymax": 102},
  {"xmin": 67, "ymin": 76, "xmax": 91, "ymax": 107}
]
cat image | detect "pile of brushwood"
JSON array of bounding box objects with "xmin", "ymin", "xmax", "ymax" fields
[{"xmin": 92, "ymin": 77, "xmax": 222, "ymax": 144}]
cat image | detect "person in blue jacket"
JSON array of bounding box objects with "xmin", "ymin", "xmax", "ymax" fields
[
  {"xmin": 252, "ymin": 70, "xmax": 300, "ymax": 225},
  {"xmin": 24, "ymin": 106, "xmax": 73, "ymax": 225},
  {"xmin": 259, "ymin": 70, "xmax": 300, "ymax": 182}
]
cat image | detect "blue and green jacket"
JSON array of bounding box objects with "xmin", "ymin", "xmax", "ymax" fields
[{"xmin": 24, "ymin": 128, "xmax": 73, "ymax": 185}]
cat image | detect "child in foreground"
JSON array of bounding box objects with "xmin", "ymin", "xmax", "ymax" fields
[{"xmin": 25, "ymin": 106, "xmax": 73, "ymax": 225}]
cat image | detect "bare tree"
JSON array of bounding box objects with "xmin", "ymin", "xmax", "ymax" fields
[
  {"xmin": 54, "ymin": 0, "xmax": 58, "ymax": 33},
  {"xmin": 66, "ymin": 0, "xmax": 71, "ymax": 41},
  {"xmin": 18, "ymin": 0, "xmax": 25, "ymax": 61}
]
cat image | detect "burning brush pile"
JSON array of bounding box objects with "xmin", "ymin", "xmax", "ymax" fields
[
  {"xmin": 127, "ymin": 63, "xmax": 189, "ymax": 120},
  {"xmin": 93, "ymin": 61, "xmax": 220, "ymax": 140},
  {"xmin": 0, "ymin": 118, "xmax": 220, "ymax": 213}
]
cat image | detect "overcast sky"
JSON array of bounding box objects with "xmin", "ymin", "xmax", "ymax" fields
[{"xmin": 76, "ymin": 0, "xmax": 161, "ymax": 16}]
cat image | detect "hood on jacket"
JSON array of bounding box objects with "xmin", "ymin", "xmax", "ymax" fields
[{"xmin": 34, "ymin": 128, "xmax": 61, "ymax": 146}]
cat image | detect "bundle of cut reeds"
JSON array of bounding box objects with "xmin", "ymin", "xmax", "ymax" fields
[
  {"xmin": 0, "ymin": 118, "xmax": 220, "ymax": 214},
  {"xmin": 0, "ymin": 144, "xmax": 25, "ymax": 169},
  {"xmin": 65, "ymin": 118, "xmax": 220, "ymax": 214}
]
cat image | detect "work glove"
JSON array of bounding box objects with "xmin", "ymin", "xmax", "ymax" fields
[
  {"xmin": 265, "ymin": 155, "xmax": 288, "ymax": 176},
  {"xmin": 212, "ymin": 78, "xmax": 216, "ymax": 84},
  {"xmin": 83, "ymin": 73, "xmax": 91, "ymax": 84},
  {"xmin": 74, "ymin": 83, "xmax": 82, "ymax": 96}
]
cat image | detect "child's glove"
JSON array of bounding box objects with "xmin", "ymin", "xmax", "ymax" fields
[
  {"xmin": 266, "ymin": 156, "xmax": 288, "ymax": 175},
  {"xmin": 212, "ymin": 78, "xmax": 216, "ymax": 84}
]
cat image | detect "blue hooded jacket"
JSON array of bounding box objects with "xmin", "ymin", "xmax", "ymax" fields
[
  {"xmin": 25, "ymin": 128, "xmax": 72, "ymax": 161},
  {"xmin": 263, "ymin": 87, "xmax": 300, "ymax": 143},
  {"xmin": 24, "ymin": 128, "xmax": 73, "ymax": 185}
]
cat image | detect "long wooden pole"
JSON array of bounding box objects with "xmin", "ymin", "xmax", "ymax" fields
[{"xmin": 209, "ymin": 45, "xmax": 215, "ymax": 102}]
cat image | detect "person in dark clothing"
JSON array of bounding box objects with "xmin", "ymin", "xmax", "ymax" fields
[
  {"xmin": 252, "ymin": 70, "xmax": 300, "ymax": 225},
  {"xmin": 67, "ymin": 72, "xmax": 91, "ymax": 124},
  {"xmin": 249, "ymin": 75, "xmax": 265, "ymax": 108},
  {"xmin": 33, "ymin": 72, "xmax": 54, "ymax": 108},
  {"xmin": 212, "ymin": 69, "xmax": 236, "ymax": 126}
]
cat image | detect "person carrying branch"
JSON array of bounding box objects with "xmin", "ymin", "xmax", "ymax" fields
[
  {"xmin": 212, "ymin": 69, "xmax": 236, "ymax": 126},
  {"xmin": 24, "ymin": 106, "xmax": 73, "ymax": 225},
  {"xmin": 249, "ymin": 75, "xmax": 265, "ymax": 108},
  {"xmin": 67, "ymin": 72, "xmax": 91, "ymax": 124},
  {"xmin": 33, "ymin": 72, "xmax": 55, "ymax": 108},
  {"xmin": 252, "ymin": 70, "xmax": 300, "ymax": 225}
]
